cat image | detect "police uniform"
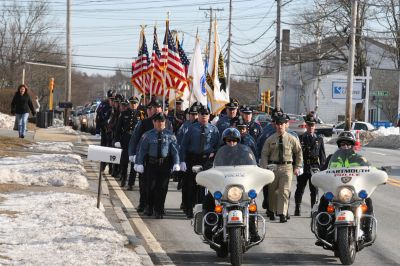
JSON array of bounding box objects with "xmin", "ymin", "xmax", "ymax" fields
[
  {"xmin": 109, "ymin": 94, "xmax": 123, "ymax": 177},
  {"xmin": 180, "ymin": 106, "xmax": 220, "ymax": 218},
  {"xmin": 240, "ymin": 105, "xmax": 262, "ymax": 140},
  {"xmin": 294, "ymin": 115, "xmax": 326, "ymax": 215},
  {"xmin": 260, "ymin": 114, "xmax": 303, "ymax": 222},
  {"xmin": 136, "ymin": 113, "xmax": 180, "ymax": 218},
  {"xmin": 115, "ymin": 97, "xmax": 145, "ymax": 188},
  {"xmin": 168, "ymin": 98, "xmax": 186, "ymax": 134},
  {"xmin": 233, "ymin": 116, "xmax": 258, "ymax": 160},
  {"xmin": 95, "ymin": 91, "xmax": 114, "ymax": 172},
  {"xmin": 216, "ymin": 100, "xmax": 239, "ymax": 135}
]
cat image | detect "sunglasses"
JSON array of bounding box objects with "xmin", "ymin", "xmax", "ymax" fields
[
  {"xmin": 226, "ymin": 139, "xmax": 238, "ymax": 143},
  {"xmin": 340, "ymin": 142, "xmax": 352, "ymax": 147}
]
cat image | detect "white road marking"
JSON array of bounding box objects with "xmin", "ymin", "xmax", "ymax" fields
[
  {"xmin": 371, "ymin": 151, "xmax": 386, "ymax": 156},
  {"xmin": 106, "ymin": 176, "xmax": 175, "ymax": 266}
]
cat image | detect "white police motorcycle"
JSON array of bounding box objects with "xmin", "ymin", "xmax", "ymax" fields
[
  {"xmin": 310, "ymin": 149, "xmax": 388, "ymax": 265},
  {"xmin": 192, "ymin": 144, "xmax": 275, "ymax": 266}
]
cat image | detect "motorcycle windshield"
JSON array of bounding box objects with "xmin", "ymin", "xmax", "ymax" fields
[
  {"xmin": 328, "ymin": 149, "xmax": 370, "ymax": 169},
  {"xmin": 214, "ymin": 144, "xmax": 257, "ymax": 167}
]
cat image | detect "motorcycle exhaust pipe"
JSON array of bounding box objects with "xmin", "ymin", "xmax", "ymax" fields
[
  {"xmin": 204, "ymin": 212, "xmax": 219, "ymax": 226},
  {"xmin": 316, "ymin": 212, "xmax": 332, "ymax": 227}
]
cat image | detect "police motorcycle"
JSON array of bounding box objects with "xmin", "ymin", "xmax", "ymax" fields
[
  {"xmin": 191, "ymin": 144, "xmax": 275, "ymax": 266},
  {"xmin": 310, "ymin": 149, "xmax": 388, "ymax": 265}
]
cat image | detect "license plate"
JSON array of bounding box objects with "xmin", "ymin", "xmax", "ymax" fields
[{"xmin": 228, "ymin": 210, "xmax": 243, "ymax": 224}]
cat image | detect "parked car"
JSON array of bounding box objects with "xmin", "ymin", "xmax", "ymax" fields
[
  {"xmin": 332, "ymin": 121, "xmax": 375, "ymax": 135},
  {"xmin": 79, "ymin": 106, "xmax": 92, "ymax": 132},
  {"xmin": 312, "ymin": 117, "xmax": 334, "ymax": 137},
  {"xmin": 86, "ymin": 103, "xmax": 100, "ymax": 134},
  {"xmin": 71, "ymin": 106, "xmax": 84, "ymax": 130},
  {"xmin": 253, "ymin": 113, "xmax": 272, "ymax": 128},
  {"xmin": 287, "ymin": 113, "xmax": 307, "ymax": 136}
]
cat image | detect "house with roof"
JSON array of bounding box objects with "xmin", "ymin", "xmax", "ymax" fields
[{"xmin": 279, "ymin": 32, "xmax": 399, "ymax": 124}]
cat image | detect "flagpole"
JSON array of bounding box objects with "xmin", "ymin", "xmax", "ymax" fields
[
  {"xmin": 162, "ymin": 13, "xmax": 170, "ymax": 112},
  {"xmin": 139, "ymin": 27, "xmax": 145, "ymax": 106},
  {"xmin": 149, "ymin": 25, "xmax": 156, "ymax": 101}
]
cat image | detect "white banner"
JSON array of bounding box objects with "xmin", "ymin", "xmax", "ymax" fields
[{"xmin": 332, "ymin": 81, "xmax": 364, "ymax": 100}]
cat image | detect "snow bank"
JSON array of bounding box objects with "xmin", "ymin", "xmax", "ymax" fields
[
  {"xmin": 0, "ymin": 154, "xmax": 88, "ymax": 189},
  {"xmin": 29, "ymin": 141, "xmax": 74, "ymax": 153},
  {"xmin": 374, "ymin": 126, "xmax": 400, "ymax": 136},
  {"xmin": 0, "ymin": 192, "xmax": 141, "ymax": 265},
  {"xmin": 0, "ymin": 112, "xmax": 15, "ymax": 129}
]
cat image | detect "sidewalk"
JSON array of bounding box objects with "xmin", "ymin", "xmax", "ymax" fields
[{"xmin": 0, "ymin": 127, "xmax": 152, "ymax": 265}]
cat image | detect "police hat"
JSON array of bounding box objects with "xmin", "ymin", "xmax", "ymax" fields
[
  {"xmin": 198, "ymin": 106, "xmax": 210, "ymax": 115},
  {"xmin": 176, "ymin": 98, "xmax": 184, "ymax": 104},
  {"xmin": 129, "ymin": 96, "xmax": 139, "ymax": 103},
  {"xmin": 189, "ymin": 105, "xmax": 199, "ymax": 114},
  {"xmin": 120, "ymin": 99, "xmax": 129, "ymax": 106},
  {"xmin": 232, "ymin": 116, "xmax": 247, "ymax": 128},
  {"xmin": 152, "ymin": 112, "xmax": 166, "ymax": 121},
  {"xmin": 273, "ymin": 114, "xmax": 288, "ymax": 124},
  {"xmin": 113, "ymin": 94, "xmax": 123, "ymax": 102},
  {"xmin": 149, "ymin": 99, "xmax": 162, "ymax": 108},
  {"xmin": 304, "ymin": 114, "xmax": 317, "ymax": 125},
  {"xmin": 240, "ymin": 105, "xmax": 253, "ymax": 114},
  {"xmin": 225, "ymin": 100, "xmax": 239, "ymax": 109}
]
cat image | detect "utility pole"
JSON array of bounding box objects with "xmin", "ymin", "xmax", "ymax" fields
[
  {"xmin": 65, "ymin": 0, "xmax": 72, "ymax": 126},
  {"xmin": 199, "ymin": 7, "xmax": 224, "ymax": 60},
  {"xmin": 275, "ymin": 0, "xmax": 282, "ymax": 109},
  {"xmin": 345, "ymin": 0, "xmax": 358, "ymax": 131},
  {"xmin": 315, "ymin": 6, "xmax": 322, "ymax": 117},
  {"xmin": 226, "ymin": 0, "xmax": 233, "ymax": 91},
  {"xmin": 397, "ymin": 0, "xmax": 400, "ymax": 122}
]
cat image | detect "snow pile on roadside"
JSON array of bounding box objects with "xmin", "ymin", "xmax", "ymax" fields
[
  {"xmin": 0, "ymin": 112, "xmax": 14, "ymax": 129},
  {"xmin": 374, "ymin": 126, "xmax": 400, "ymax": 136},
  {"xmin": 29, "ymin": 141, "xmax": 74, "ymax": 153},
  {"xmin": 0, "ymin": 154, "xmax": 88, "ymax": 189},
  {"xmin": 53, "ymin": 118, "xmax": 64, "ymax": 127},
  {"xmin": 0, "ymin": 192, "xmax": 141, "ymax": 265}
]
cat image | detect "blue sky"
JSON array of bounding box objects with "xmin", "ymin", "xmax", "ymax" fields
[{"xmin": 45, "ymin": 0, "xmax": 310, "ymax": 76}]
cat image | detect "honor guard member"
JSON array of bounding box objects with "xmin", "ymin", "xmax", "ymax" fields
[
  {"xmin": 128, "ymin": 99, "xmax": 163, "ymax": 213},
  {"xmin": 95, "ymin": 89, "xmax": 115, "ymax": 173},
  {"xmin": 169, "ymin": 98, "xmax": 186, "ymax": 133},
  {"xmin": 294, "ymin": 114, "xmax": 326, "ymax": 216},
  {"xmin": 108, "ymin": 94, "xmax": 123, "ymax": 177},
  {"xmin": 232, "ymin": 117, "xmax": 258, "ymax": 160},
  {"xmin": 216, "ymin": 99, "xmax": 239, "ymax": 135},
  {"xmin": 240, "ymin": 105, "xmax": 263, "ymax": 140},
  {"xmin": 180, "ymin": 106, "xmax": 220, "ymax": 218},
  {"xmin": 176, "ymin": 104, "xmax": 199, "ymax": 212},
  {"xmin": 114, "ymin": 97, "xmax": 144, "ymax": 189},
  {"xmin": 260, "ymin": 113, "xmax": 303, "ymax": 223},
  {"xmin": 134, "ymin": 113, "xmax": 180, "ymax": 219}
]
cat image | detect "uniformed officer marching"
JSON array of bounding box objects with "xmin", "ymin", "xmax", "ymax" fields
[
  {"xmin": 114, "ymin": 96, "xmax": 145, "ymax": 189},
  {"xmin": 109, "ymin": 94, "xmax": 123, "ymax": 178},
  {"xmin": 239, "ymin": 105, "xmax": 263, "ymax": 140},
  {"xmin": 216, "ymin": 99, "xmax": 239, "ymax": 135},
  {"xmin": 134, "ymin": 113, "xmax": 180, "ymax": 219},
  {"xmin": 95, "ymin": 89, "xmax": 115, "ymax": 173},
  {"xmin": 168, "ymin": 98, "xmax": 186, "ymax": 134},
  {"xmin": 294, "ymin": 114, "xmax": 326, "ymax": 216},
  {"xmin": 260, "ymin": 113, "xmax": 303, "ymax": 223},
  {"xmin": 232, "ymin": 116, "xmax": 258, "ymax": 159},
  {"xmin": 180, "ymin": 106, "xmax": 220, "ymax": 218}
]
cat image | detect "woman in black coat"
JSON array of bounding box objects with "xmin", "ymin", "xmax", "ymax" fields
[{"xmin": 11, "ymin": 84, "xmax": 36, "ymax": 138}]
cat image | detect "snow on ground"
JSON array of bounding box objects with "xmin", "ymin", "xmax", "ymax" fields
[
  {"xmin": 366, "ymin": 127, "xmax": 400, "ymax": 149},
  {"xmin": 0, "ymin": 192, "xmax": 141, "ymax": 265},
  {"xmin": 29, "ymin": 141, "xmax": 74, "ymax": 153},
  {"xmin": 0, "ymin": 112, "xmax": 15, "ymax": 129},
  {"xmin": 0, "ymin": 154, "xmax": 88, "ymax": 189}
]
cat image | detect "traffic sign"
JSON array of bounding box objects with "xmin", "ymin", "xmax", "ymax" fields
[{"xmin": 371, "ymin": 91, "xmax": 389, "ymax": 97}]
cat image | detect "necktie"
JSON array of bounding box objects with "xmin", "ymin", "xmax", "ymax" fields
[
  {"xmin": 199, "ymin": 125, "xmax": 206, "ymax": 154},
  {"xmin": 278, "ymin": 135, "xmax": 284, "ymax": 163},
  {"xmin": 157, "ymin": 131, "xmax": 162, "ymax": 158}
]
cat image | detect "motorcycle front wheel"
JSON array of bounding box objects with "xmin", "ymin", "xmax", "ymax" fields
[
  {"xmin": 229, "ymin": 227, "xmax": 243, "ymax": 266},
  {"xmin": 336, "ymin": 227, "xmax": 356, "ymax": 265}
]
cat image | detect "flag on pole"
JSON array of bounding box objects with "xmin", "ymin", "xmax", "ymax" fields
[
  {"xmin": 205, "ymin": 20, "xmax": 229, "ymax": 114},
  {"xmin": 149, "ymin": 27, "xmax": 163, "ymax": 96},
  {"xmin": 188, "ymin": 36, "xmax": 207, "ymax": 106},
  {"xmin": 131, "ymin": 29, "xmax": 150, "ymax": 94}
]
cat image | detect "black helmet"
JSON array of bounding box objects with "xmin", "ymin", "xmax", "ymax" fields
[
  {"xmin": 222, "ymin": 127, "xmax": 241, "ymax": 143},
  {"xmin": 336, "ymin": 131, "xmax": 355, "ymax": 147}
]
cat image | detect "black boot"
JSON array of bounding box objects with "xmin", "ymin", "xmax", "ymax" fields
[
  {"xmin": 279, "ymin": 214, "xmax": 287, "ymax": 223},
  {"xmin": 294, "ymin": 204, "xmax": 301, "ymax": 216},
  {"xmin": 268, "ymin": 211, "xmax": 275, "ymax": 221}
]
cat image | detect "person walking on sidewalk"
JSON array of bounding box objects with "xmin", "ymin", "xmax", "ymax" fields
[
  {"xmin": 294, "ymin": 113, "xmax": 326, "ymax": 216},
  {"xmin": 10, "ymin": 84, "xmax": 36, "ymax": 138}
]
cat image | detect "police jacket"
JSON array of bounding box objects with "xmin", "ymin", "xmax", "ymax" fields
[
  {"xmin": 95, "ymin": 100, "xmax": 112, "ymax": 133},
  {"xmin": 180, "ymin": 122, "xmax": 219, "ymax": 161},
  {"xmin": 299, "ymin": 132, "xmax": 326, "ymax": 171},
  {"xmin": 114, "ymin": 108, "xmax": 145, "ymax": 142},
  {"xmin": 136, "ymin": 128, "xmax": 179, "ymax": 165},
  {"xmin": 216, "ymin": 115, "xmax": 235, "ymax": 136},
  {"xmin": 246, "ymin": 121, "xmax": 262, "ymax": 140},
  {"xmin": 241, "ymin": 134, "xmax": 258, "ymax": 161}
]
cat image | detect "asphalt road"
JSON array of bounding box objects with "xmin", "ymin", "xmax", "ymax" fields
[{"xmin": 119, "ymin": 144, "xmax": 400, "ymax": 265}]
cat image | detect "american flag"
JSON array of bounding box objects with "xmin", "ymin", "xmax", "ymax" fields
[
  {"xmin": 161, "ymin": 25, "xmax": 187, "ymax": 84},
  {"xmin": 174, "ymin": 40, "xmax": 190, "ymax": 93},
  {"xmin": 131, "ymin": 31, "xmax": 150, "ymax": 94},
  {"xmin": 149, "ymin": 27, "xmax": 163, "ymax": 96}
]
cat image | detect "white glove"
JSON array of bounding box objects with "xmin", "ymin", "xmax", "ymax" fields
[
  {"xmin": 95, "ymin": 134, "xmax": 100, "ymax": 138},
  {"xmin": 180, "ymin": 162, "xmax": 187, "ymax": 172},
  {"xmin": 172, "ymin": 164, "xmax": 180, "ymax": 172},
  {"xmin": 129, "ymin": 156, "xmax": 135, "ymax": 162},
  {"xmin": 135, "ymin": 164, "xmax": 144, "ymax": 173},
  {"xmin": 114, "ymin": 142, "xmax": 121, "ymax": 148},
  {"xmin": 295, "ymin": 167, "xmax": 303, "ymax": 176}
]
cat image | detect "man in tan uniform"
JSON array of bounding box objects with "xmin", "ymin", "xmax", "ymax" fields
[{"xmin": 260, "ymin": 114, "xmax": 303, "ymax": 223}]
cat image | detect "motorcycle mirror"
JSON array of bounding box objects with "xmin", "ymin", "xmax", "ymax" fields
[
  {"xmin": 192, "ymin": 165, "xmax": 203, "ymax": 173},
  {"xmin": 380, "ymin": 166, "xmax": 391, "ymax": 174}
]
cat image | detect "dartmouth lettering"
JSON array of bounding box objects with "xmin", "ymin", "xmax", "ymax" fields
[{"xmin": 326, "ymin": 169, "xmax": 370, "ymax": 174}]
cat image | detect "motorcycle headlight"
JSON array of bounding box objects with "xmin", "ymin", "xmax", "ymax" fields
[
  {"xmin": 337, "ymin": 187, "xmax": 354, "ymax": 203},
  {"xmin": 82, "ymin": 118, "xmax": 87, "ymax": 123},
  {"xmin": 227, "ymin": 186, "xmax": 243, "ymax": 202}
]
